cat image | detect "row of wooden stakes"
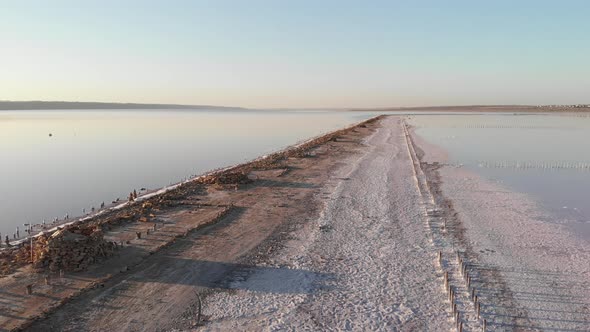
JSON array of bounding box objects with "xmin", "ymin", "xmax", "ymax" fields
[
  {"xmin": 439, "ymin": 250, "xmax": 488, "ymax": 332},
  {"xmin": 25, "ymin": 269, "xmax": 66, "ymax": 295}
]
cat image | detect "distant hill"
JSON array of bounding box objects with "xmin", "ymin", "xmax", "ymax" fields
[
  {"xmin": 0, "ymin": 101, "xmax": 244, "ymax": 110},
  {"xmin": 350, "ymin": 105, "xmax": 590, "ymax": 112},
  {"xmin": 349, "ymin": 105, "xmax": 539, "ymax": 112}
]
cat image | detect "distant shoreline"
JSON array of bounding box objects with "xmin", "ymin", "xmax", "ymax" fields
[
  {"xmin": 350, "ymin": 105, "xmax": 590, "ymax": 113},
  {"xmin": 0, "ymin": 101, "xmax": 244, "ymax": 111},
  {"xmin": 1, "ymin": 100, "xmax": 589, "ymax": 112}
]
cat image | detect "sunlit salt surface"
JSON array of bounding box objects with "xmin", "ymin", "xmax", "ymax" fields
[
  {"xmin": 409, "ymin": 113, "xmax": 590, "ymax": 240},
  {"xmin": 0, "ymin": 109, "xmax": 376, "ymax": 236}
]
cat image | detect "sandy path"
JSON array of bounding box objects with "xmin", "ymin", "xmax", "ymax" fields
[
  {"xmin": 23, "ymin": 119, "xmax": 383, "ymax": 331},
  {"xmin": 202, "ymin": 117, "xmax": 450, "ymax": 331}
]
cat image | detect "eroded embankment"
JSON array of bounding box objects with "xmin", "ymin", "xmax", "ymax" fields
[
  {"xmin": 409, "ymin": 122, "xmax": 590, "ymax": 331},
  {"xmin": 2, "ymin": 116, "xmax": 383, "ymax": 332}
]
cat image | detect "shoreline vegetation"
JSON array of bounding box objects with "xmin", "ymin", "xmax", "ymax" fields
[
  {"xmin": 1, "ymin": 100, "xmax": 589, "ymax": 112},
  {"xmin": 0, "ymin": 115, "xmax": 383, "ymax": 331}
]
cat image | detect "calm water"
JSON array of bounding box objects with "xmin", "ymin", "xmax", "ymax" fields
[
  {"xmin": 4, "ymin": 111, "xmax": 589, "ymax": 240},
  {"xmin": 409, "ymin": 113, "xmax": 590, "ymax": 238},
  {"xmin": 0, "ymin": 109, "xmax": 375, "ymax": 236}
]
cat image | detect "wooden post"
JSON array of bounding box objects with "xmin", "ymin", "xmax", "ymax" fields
[
  {"xmin": 477, "ymin": 302, "xmax": 481, "ymax": 319},
  {"xmin": 471, "ymin": 288, "xmax": 475, "ymax": 301},
  {"xmin": 483, "ymin": 319, "xmax": 486, "ymax": 331},
  {"xmin": 26, "ymin": 284, "xmax": 33, "ymax": 295},
  {"xmin": 153, "ymin": 223, "xmax": 157, "ymax": 231}
]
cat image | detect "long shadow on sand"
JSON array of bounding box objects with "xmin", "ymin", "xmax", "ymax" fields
[
  {"xmin": 123, "ymin": 256, "xmax": 334, "ymax": 295},
  {"xmin": 470, "ymin": 263, "xmax": 590, "ymax": 332},
  {"xmin": 254, "ymin": 179, "xmax": 318, "ymax": 189}
]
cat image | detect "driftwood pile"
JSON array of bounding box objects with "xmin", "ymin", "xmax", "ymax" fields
[
  {"xmin": 0, "ymin": 251, "xmax": 17, "ymax": 275},
  {"xmin": 20, "ymin": 225, "xmax": 117, "ymax": 272},
  {"xmin": 201, "ymin": 171, "xmax": 252, "ymax": 185}
]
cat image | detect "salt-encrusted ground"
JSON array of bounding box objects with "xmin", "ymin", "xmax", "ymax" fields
[
  {"xmin": 434, "ymin": 167, "xmax": 590, "ymax": 331},
  {"xmin": 413, "ymin": 128, "xmax": 590, "ymax": 331},
  {"xmin": 202, "ymin": 117, "xmax": 450, "ymax": 331},
  {"xmin": 203, "ymin": 116, "xmax": 590, "ymax": 332}
]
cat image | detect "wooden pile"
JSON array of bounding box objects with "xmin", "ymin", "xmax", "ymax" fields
[
  {"xmin": 27, "ymin": 225, "xmax": 117, "ymax": 272},
  {"xmin": 0, "ymin": 251, "xmax": 18, "ymax": 275},
  {"xmin": 202, "ymin": 171, "xmax": 252, "ymax": 185}
]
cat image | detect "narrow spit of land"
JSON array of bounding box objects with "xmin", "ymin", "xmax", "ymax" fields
[
  {"xmin": 4, "ymin": 115, "xmax": 587, "ymax": 332},
  {"xmin": 8, "ymin": 116, "xmax": 453, "ymax": 332}
]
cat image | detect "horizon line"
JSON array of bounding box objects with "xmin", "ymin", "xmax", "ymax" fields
[{"xmin": 3, "ymin": 100, "xmax": 586, "ymax": 111}]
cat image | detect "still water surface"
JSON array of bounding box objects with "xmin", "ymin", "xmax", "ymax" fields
[
  {"xmin": 2, "ymin": 110, "xmax": 589, "ymax": 241},
  {"xmin": 0, "ymin": 109, "xmax": 374, "ymax": 236},
  {"xmin": 410, "ymin": 113, "xmax": 590, "ymax": 238}
]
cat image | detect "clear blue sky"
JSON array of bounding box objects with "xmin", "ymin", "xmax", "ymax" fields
[{"xmin": 1, "ymin": 0, "xmax": 589, "ymax": 108}]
